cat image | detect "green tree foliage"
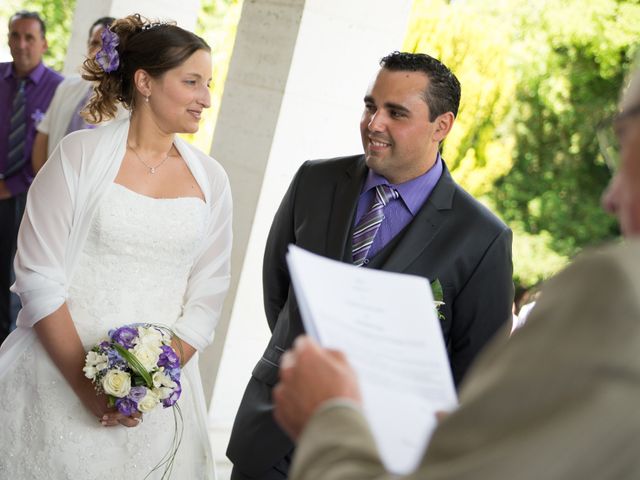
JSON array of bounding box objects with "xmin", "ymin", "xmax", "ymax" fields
[
  {"xmin": 406, "ymin": 0, "xmax": 640, "ymax": 287},
  {"xmin": 404, "ymin": 0, "xmax": 516, "ymax": 197},
  {"xmin": 1, "ymin": 0, "xmax": 76, "ymax": 72},
  {"xmin": 490, "ymin": 0, "xmax": 639, "ymax": 258}
]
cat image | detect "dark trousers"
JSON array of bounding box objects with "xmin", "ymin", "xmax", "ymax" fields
[
  {"xmin": 230, "ymin": 454, "xmax": 292, "ymax": 480},
  {"xmin": 0, "ymin": 192, "xmax": 26, "ymax": 345}
]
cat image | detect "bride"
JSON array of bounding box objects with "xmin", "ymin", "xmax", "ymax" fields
[{"xmin": 0, "ymin": 14, "xmax": 231, "ymax": 479}]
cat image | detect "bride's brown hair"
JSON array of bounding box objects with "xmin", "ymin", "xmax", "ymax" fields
[{"xmin": 81, "ymin": 13, "xmax": 210, "ymax": 123}]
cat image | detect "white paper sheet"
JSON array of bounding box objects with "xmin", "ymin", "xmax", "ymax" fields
[{"xmin": 286, "ymin": 245, "xmax": 458, "ymax": 474}]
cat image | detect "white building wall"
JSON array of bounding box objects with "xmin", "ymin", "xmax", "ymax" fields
[{"xmin": 208, "ymin": 1, "xmax": 412, "ymax": 477}]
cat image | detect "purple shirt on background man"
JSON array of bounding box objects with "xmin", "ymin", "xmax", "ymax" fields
[
  {"xmin": 0, "ymin": 62, "xmax": 63, "ymax": 196},
  {"xmin": 353, "ymin": 153, "xmax": 444, "ymax": 262}
]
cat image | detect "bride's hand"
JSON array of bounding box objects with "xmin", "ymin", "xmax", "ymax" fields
[
  {"xmin": 76, "ymin": 380, "xmax": 143, "ymax": 427},
  {"xmin": 101, "ymin": 410, "xmax": 143, "ymax": 428},
  {"xmin": 75, "ymin": 376, "xmax": 115, "ymax": 418}
]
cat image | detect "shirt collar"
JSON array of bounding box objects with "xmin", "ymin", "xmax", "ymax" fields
[
  {"xmin": 5, "ymin": 61, "xmax": 46, "ymax": 84},
  {"xmin": 362, "ymin": 153, "xmax": 443, "ymax": 215}
]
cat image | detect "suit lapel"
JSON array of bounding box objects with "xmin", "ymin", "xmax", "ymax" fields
[
  {"xmin": 383, "ymin": 163, "xmax": 457, "ymax": 272},
  {"xmin": 325, "ymin": 156, "xmax": 368, "ymax": 262}
]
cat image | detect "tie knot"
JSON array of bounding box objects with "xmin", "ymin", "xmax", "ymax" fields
[
  {"xmin": 375, "ymin": 184, "xmax": 399, "ymax": 206},
  {"xmin": 17, "ymin": 79, "xmax": 26, "ymax": 92}
]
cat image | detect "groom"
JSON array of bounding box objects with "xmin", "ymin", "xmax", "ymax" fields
[
  {"xmin": 272, "ymin": 62, "xmax": 640, "ymax": 480},
  {"xmin": 227, "ymin": 51, "xmax": 514, "ymax": 479}
]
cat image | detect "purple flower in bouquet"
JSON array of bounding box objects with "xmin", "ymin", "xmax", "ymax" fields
[
  {"xmin": 109, "ymin": 325, "xmax": 138, "ymax": 349},
  {"xmin": 129, "ymin": 386, "xmax": 147, "ymax": 402},
  {"xmin": 158, "ymin": 345, "xmax": 180, "ymax": 369},
  {"xmin": 95, "ymin": 27, "xmax": 119, "ymax": 73},
  {"xmin": 115, "ymin": 397, "xmax": 138, "ymax": 416},
  {"xmin": 165, "ymin": 366, "xmax": 181, "ymax": 383},
  {"xmin": 107, "ymin": 348, "xmax": 126, "ymax": 369},
  {"xmin": 162, "ymin": 380, "xmax": 181, "ymax": 408}
]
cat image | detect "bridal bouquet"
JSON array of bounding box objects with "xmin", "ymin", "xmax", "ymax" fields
[{"xmin": 83, "ymin": 324, "xmax": 182, "ymax": 415}]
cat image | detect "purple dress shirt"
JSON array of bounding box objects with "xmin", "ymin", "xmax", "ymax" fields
[
  {"xmin": 353, "ymin": 153, "xmax": 444, "ymax": 263},
  {"xmin": 0, "ymin": 62, "xmax": 63, "ymax": 196}
]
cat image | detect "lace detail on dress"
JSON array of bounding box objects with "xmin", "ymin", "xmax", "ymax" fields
[{"xmin": 68, "ymin": 183, "xmax": 207, "ymax": 346}]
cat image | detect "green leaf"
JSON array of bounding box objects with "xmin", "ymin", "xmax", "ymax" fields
[
  {"xmin": 430, "ymin": 278, "xmax": 444, "ymax": 303},
  {"xmin": 112, "ymin": 343, "xmax": 153, "ymax": 388}
]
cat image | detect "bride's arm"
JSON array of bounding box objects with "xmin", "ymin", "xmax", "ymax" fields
[
  {"xmin": 33, "ymin": 304, "xmax": 107, "ymax": 416},
  {"xmin": 172, "ymin": 336, "xmax": 196, "ymax": 365},
  {"xmin": 33, "ymin": 303, "xmax": 140, "ymax": 427},
  {"xmin": 172, "ymin": 161, "xmax": 233, "ymax": 354}
]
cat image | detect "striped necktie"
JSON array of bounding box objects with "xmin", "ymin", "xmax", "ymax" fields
[
  {"xmin": 4, "ymin": 79, "xmax": 27, "ymax": 179},
  {"xmin": 352, "ymin": 184, "xmax": 399, "ymax": 266}
]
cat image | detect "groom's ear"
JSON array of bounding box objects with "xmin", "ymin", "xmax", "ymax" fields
[{"xmin": 133, "ymin": 69, "xmax": 153, "ymax": 99}]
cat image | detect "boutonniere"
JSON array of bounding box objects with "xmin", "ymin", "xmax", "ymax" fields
[
  {"xmin": 430, "ymin": 278, "xmax": 445, "ymax": 320},
  {"xmin": 31, "ymin": 109, "xmax": 45, "ymax": 126}
]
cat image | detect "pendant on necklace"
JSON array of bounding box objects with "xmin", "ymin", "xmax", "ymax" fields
[{"xmin": 150, "ymin": 167, "xmax": 156, "ymax": 174}]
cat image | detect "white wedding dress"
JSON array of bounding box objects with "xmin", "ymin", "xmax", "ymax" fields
[{"xmin": 0, "ymin": 183, "xmax": 216, "ymax": 479}]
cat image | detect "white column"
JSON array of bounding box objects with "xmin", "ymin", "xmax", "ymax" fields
[
  {"xmin": 208, "ymin": 0, "xmax": 412, "ymax": 476},
  {"xmin": 64, "ymin": 0, "xmax": 201, "ymax": 75}
]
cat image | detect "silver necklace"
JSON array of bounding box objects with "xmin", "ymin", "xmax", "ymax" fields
[{"xmin": 127, "ymin": 144, "xmax": 173, "ymax": 174}]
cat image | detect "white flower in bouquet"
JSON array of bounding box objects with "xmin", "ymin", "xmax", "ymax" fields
[
  {"xmin": 152, "ymin": 370, "xmax": 175, "ymax": 388},
  {"xmin": 152, "ymin": 370, "xmax": 177, "ymax": 400},
  {"xmin": 102, "ymin": 369, "xmax": 132, "ymax": 398},
  {"xmin": 159, "ymin": 329, "xmax": 172, "ymax": 346},
  {"xmin": 83, "ymin": 351, "xmax": 108, "ymax": 380},
  {"xmin": 132, "ymin": 343, "xmax": 161, "ymax": 372},
  {"xmin": 138, "ymin": 389, "xmax": 160, "ymax": 413},
  {"xmin": 136, "ymin": 326, "xmax": 164, "ymax": 350}
]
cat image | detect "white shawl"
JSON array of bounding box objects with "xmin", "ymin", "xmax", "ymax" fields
[{"xmin": 1, "ymin": 118, "xmax": 233, "ymax": 364}]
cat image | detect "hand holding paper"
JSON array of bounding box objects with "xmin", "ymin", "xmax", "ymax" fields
[{"xmin": 285, "ymin": 245, "xmax": 457, "ymax": 474}]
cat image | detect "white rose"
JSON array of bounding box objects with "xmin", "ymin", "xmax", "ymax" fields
[
  {"xmin": 138, "ymin": 389, "xmax": 160, "ymax": 413},
  {"xmin": 83, "ymin": 351, "xmax": 108, "ymax": 380},
  {"xmin": 137, "ymin": 326, "xmax": 164, "ymax": 349},
  {"xmin": 153, "ymin": 386, "xmax": 174, "ymax": 400},
  {"xmin": 132, "ymin": 343, "xmax": 160, "ymax": 372},
  {"xmin": 152, "ymin": 370, "xmax": 175, "ymax": 388},
  {"xmin": 102, "ymin": 369, "xmax": 131, "ymax": 398}
]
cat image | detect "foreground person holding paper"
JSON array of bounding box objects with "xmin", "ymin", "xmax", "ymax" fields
[{"xmin": 273, "ymin": 64, "xmax": 640, "ymax": 480}]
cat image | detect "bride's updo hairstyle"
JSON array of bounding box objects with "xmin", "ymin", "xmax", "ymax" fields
[{"xmin": 82, "ymin": 13, "xmax": 210, "ymax": 123}]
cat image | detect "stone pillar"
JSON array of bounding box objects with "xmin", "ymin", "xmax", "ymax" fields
[
  {"xmin": 64, "ymin": 0, "xmax": 201, "ymax": 75},
  {"xmin": 207, "ymin": 0, "xmax": 412, "ymax": 474}
]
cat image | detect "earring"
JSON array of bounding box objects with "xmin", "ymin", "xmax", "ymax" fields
[{"xmin": 145, "ymin": 95, "xmax": 150, "ymax": 103}]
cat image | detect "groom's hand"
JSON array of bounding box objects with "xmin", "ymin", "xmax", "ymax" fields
[{"xmin": 273, "ymin": 336, "xmax": 362, "ymax": 441}]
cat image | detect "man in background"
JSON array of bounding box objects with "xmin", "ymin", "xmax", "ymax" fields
[
  {"xmin": 0, "ymin": 10, "xmax": 63, "ymax": 344},
  {"xmin": 273, "ymin": 62, "xmax": 640, "ymax": 479}
]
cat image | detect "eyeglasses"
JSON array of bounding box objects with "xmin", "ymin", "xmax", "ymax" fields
[{"xmin": 597, "ymin": 103, "xmax": 640, "ymax": 173}]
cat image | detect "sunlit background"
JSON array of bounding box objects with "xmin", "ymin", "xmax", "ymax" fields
[
  {"xmin": 3, "ymin": 0, "xmax": 637, "ymax": 296},
  {"xmin": 1, "ymin": 1, "xmax": 638, "ymax": 476}
]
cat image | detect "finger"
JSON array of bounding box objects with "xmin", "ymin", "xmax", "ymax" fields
[
  {"xmin": 102, "ymin": 412, "xmax": 123, "ymax": 422},
  {"xmin": 293, "ymin": 335, "xmax": 312, "ymax": 351},
  {"xmin": 326, "ymin": 348, "xmax": 348, "ymax": 363},
  {"xmin": 119, "ymin": 416, "xmax": 142, "ymax": 428},
  {"xmin": 280, "ymin": 351, "xmax": 296, "ymax": 370},
  {"xmin": 100, "ymin": 415, "xmax": 121, "ymax": 427}
]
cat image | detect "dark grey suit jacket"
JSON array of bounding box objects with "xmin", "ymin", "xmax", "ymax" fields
[{"xmin": 227, "ymin": 154, "xmax": 514, "ymax": 477}]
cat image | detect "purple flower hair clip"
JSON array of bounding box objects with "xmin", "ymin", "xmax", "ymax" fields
[{"xmin": 96, "ymin": 27, "xmax": 120, "ymax": 73}]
